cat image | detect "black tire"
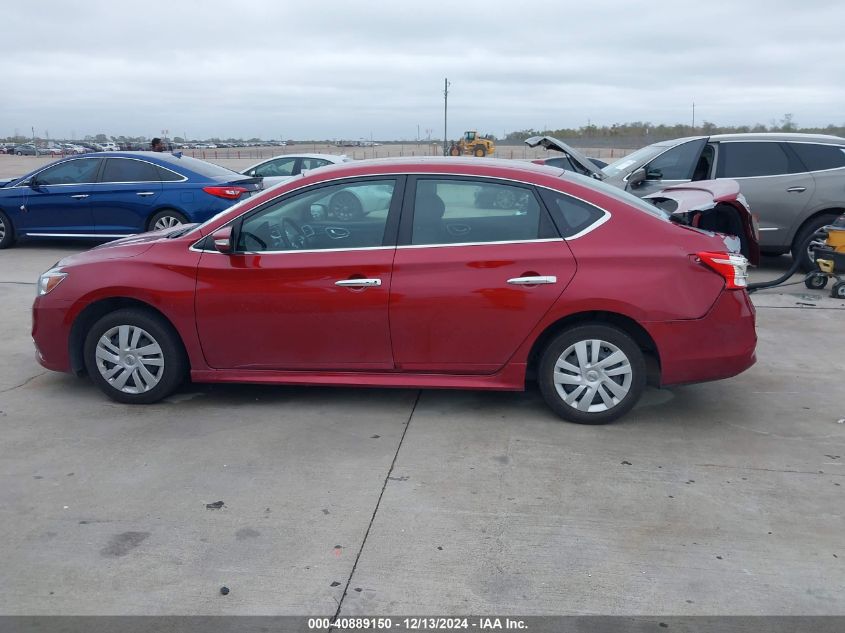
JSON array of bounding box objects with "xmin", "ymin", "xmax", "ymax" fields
[
  {"xmin": 15, "ymin": 151, "xmax": 22, "ymax": 156},
  {"xmin": 473, "ymin": 145, "xmax": 486, "ymax": 157},
  {"xmin": 329, "ymin": 191, "xmax": 364, "ymax": 220},
  {"xmin": 83, "ymin": 308, "xmax": 187, "ymax": 404},
  {"xmin": 804, "ymin": 272, "xmax": 828, "ymax": 290},
  {"xmin": 792, "ymin": 214, "xmax": 837, "ymax": 273},
  {"xmin": 0, "ymin": 210, "xmax": 15, "ymax": 249},
  {"xmin": 449, "ymin": 146, "xmax": 461, "ymax": 156},
  {"xmin": 538, "ymin": 324, "xmax": 646, "ymax": 425},
  {"xmin": 831, "ymin": 281, "xmax": 845, "ymax": 300},
  {"xmin": 147, "ymin": 209, "xmax": 188, "ymax": 232}
]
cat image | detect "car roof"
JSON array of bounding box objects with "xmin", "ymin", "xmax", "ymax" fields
[
  {"xmin": 707, "ymin": 132, "xmax": 845, "ymax": 144},
  {"xmin": 292, "ymin": 156, "xmax": 565, "ymax": 180}
]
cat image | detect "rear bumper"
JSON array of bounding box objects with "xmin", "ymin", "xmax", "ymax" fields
[{"xmin": 645, "ymin": 289, "xmax": 757, "ymax": 387}]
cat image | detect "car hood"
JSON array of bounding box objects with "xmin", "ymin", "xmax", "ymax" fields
[
  {"xmin": 57, "ymin": 225, "xmax": 198, "ymax": 267},
  {"xmin": 524, "ymin": 135, "xmax": 604, "ymax": 179}
]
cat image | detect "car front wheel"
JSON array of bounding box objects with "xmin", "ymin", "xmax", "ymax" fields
[
  {"xmin": 83, "ymin": 309, "xmax": 186, "ymax": 404},
  {"xmin": 538, "ymin": 324, "xmax": 646, "ymax": 424}
]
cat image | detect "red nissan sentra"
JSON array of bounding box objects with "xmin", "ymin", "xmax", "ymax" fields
[{"xmin": 32, "ymin": 157, "xmax": 758, "ymax": 424}]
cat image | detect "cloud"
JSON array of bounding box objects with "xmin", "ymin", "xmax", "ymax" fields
[{"xmin": 2, "ymin": 0, "xmax": 843, "ymax": 139}]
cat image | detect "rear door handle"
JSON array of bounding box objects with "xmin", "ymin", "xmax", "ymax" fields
[
  {"xmin": 507, "ymin": 276, "xmax": 557, "ymax": 285},
  {"xmin": 136, "ymin": 192, "xmax": 156, "ymax": 197},
  {"xmin": 335, "ymin": 278, "xmax": 382, "ymax": 288},
  {"xmin": 786, "ymin": 187, "xmax": 806, "ymax": 193},
  {"xmin": 70, "ymin": 194, "xmax": 89, "ymax": 199}
]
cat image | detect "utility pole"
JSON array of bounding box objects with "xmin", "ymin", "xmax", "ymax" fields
[
  {"xmin": 692, "ymin": 102, "xmax": 695, "ymax": 132},
  {"xmin": 443, "ymin": 77, "xmax": 450, "ymax": 156}
]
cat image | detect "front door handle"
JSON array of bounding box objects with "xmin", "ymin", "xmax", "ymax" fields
[
  {"xmin": 507, "ymin": 276, "xmax": 557, "ymax": 285},
  {"xmin": 70, "ymin": 194, "xmax": 89, "ymax": 199},
  {"xmin": 136, "ymin": 192, "xmax": 156, "ymax": 197},
  {"xmin": 786, "ymin": 187, "xmax": 806, "ymax": 193},
  {"xmin": 335, "ymin": 278, "xmax": 382, "ymax": 288}
]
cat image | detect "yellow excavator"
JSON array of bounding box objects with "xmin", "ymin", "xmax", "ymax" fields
[{"xmin": 448, "ymin": 130, "xmax": 495, "ymax": 157}]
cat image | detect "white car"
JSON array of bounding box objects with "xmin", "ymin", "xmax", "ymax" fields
[
  {"xmin": 94, "ymin": 142, "xmax": 119, "ymax": 152},
  {"xmin": 241, "ymin": 153, "xmax": 351, "ymax": 188}
]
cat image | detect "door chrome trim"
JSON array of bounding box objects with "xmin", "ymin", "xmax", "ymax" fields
[
  {"xmin": 335, "ymin": 278, "xmax": 382, "ymax": 287},
  {"xmin": 70, "ymin": 194, "xmax": 90, "ymax": 199},
  {"xmin": 507, "ymin": 275, "xmax": 557, "ymax": 285}
]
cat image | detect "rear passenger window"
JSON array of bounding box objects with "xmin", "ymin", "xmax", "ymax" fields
[
  {"xmin": 156, "ymin": 166, "xmax": 183, "ymax": 181},
  {"xmin": 790, "ymin": 143, "xmax": 845, "ymax": 172},
  {"xmin": 716, "ymin": 142, "xmax": 800, "ymax": 178},
  {"xmin": 411, "ymin": 179, "xmax": 543, "ymax": 246},
  {"xmin": 538, "ymin": 189, "xmax": 606, "ymax": 238},
  {"xmin": 101, "ymin": 158, "xmax": 159, "ymax": 183}
]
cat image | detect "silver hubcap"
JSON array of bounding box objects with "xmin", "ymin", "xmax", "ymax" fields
[
  {"xmin": 552, "ymin": 339, "xmax": 633, "ymax": 412},
  {"xmin": 95, "ymin": 325, "xmax": 164, "ymax": 394},
  {"xmin": 154, "ymin": 216, "xmax": 183, "ymax": 230},
  {"xmin": 0, "ymin": 216, "xmax": 5, "ymax": 241}
]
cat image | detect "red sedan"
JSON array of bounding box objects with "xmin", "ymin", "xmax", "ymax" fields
[{"xmin": 32, "ymin": 158, "xmax": 757, "ymax": 424}]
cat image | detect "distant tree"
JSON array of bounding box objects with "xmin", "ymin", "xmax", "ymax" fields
[
  {"xmin": 780, "ymin": 113, "xmax": 796, "ymax": 131},
  {"xmin": 94, "ymin": 133, "xmax": 107, "ymax": 142}
]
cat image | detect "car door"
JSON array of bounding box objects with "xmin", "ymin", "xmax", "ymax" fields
[
  {"xmin": 388, "ymin": 177, "xmax": 577, "ymax": 374},
  {"xmin": 194, "ymin": 177, "xmax": 403, "ymax": 370},
  {"xmin": 13, "ymin": 157, "xmax": 101, "ymax": 234},
  {"xmin": 713, "ymin": 141, "xmax": 815, "ymax": 251},
  {"xmin": 89, "ymin": 157, "xmax": 164, "ymax": 233},
  {"xmin": 627, "ymin": 138, "xmax": 708, "ymax": 196}
]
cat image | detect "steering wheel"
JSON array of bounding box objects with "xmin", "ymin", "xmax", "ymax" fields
[{"xmin": 271, "ymin": 218, "xmax": 308, "ymax": 250}]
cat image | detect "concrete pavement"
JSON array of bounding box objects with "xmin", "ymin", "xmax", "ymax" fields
[{"xmin": 1, "ymin": 244, "xmax": 843, "ymax": 615}]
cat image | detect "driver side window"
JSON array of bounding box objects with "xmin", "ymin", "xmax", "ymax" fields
[
  {"xmin": 645, "ymin": 139, "xmax": 706, "ymax": 181},
  {"xmin": 252, "ymin": 157, "xmax": 296, "ymax": 178},
  {"xmin": 237, "ymin": 179, "xmax": 396, "ymax": 252}
]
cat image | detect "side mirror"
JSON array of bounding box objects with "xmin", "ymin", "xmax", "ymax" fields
[
  {"xmin": 627, "ymin": 167, "xmax": 646, "ymax": 189},
  {"xmin": 310, "ymin": 203, "xmax": 328, "ymax": 220},
  {"xmin": 211, "ymin": 226, "xmax": 234, "ymax": 254}
]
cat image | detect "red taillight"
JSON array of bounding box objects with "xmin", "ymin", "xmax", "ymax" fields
[
  {"xmin": 697, "ymin": 251, "xmax": 749, "ymax": 289},
  {"xmin": 203, "ymin": 185, "xmax": 248, "ymax": 200}
]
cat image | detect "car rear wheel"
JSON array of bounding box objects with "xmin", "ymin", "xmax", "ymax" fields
[
  {"xmin": 0, "ymin": 211, "xmax": 15, "ymax": 249},
  {"xmin": 83, "ymin": 309, "xmax": 186, "ymax": 404},
  {"xmin": 148, "ymin": 210, "xmax": 188, "ymax": 231},
  {"xmin": 538, "ymin": 324, "xmax": 646, "ymax": 424},
  {"xmin": 793, "ymin": 214, "xmax": 837, "ymax": 273}
]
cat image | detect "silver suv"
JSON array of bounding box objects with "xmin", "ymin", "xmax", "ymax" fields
[{"xmin": 527, "ymin": 133, "xmax": 845, "ymax": 270}]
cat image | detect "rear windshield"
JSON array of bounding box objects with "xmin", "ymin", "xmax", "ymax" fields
[{"xmin": 158, "ymin": 155, "xmax": 242, "ymax": 178}]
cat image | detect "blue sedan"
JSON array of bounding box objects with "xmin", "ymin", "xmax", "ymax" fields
[{"xmin": 0, "ymin": 152, "xmax": 262, "ymax": 248}]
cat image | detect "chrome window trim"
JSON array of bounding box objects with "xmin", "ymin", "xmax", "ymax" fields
[
  {"xmin": 398, "ymin": 238, "xmax": 564, "ymax": 250},
  {"xmin": 190, "ymin": 244, "xmax": 396, "ymax": 254},
  {"xmin": 188, "ymin": 170, "xmax": 610, "ymax": 249},
  {"xmin": 24, "ymin": 232, "xmax": 129, "ymax": 238}
]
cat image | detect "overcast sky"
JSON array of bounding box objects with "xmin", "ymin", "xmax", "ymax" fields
[{"xmin": 3, "ymin": 0, "xmax": 844, "ymax": 140}]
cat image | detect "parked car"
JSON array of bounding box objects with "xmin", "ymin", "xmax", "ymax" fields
[
  {"xmin": 532, "ymin": 155, "xmax": 607, "ymax": 172},
  {"xmin": 31, "ymin": 157, "xmax": 757, "ymax": 424},
  {"xmin": 240, "ymin": 153, "xmax": 351, "ymax": 188},
  {"xmin": 94, "ymin": 142, "xmax": 120, "ymax": 152},
  {"xmin": 527, "ymin": 133, "xmax": 845, "ymax": 270},
  {"xmin": 12, "ymin": 144, "xmax": 48, "ymax": 156},
  {"xmin": 0, "ymin": 152, "xmax": 261, "ymax": 248}
]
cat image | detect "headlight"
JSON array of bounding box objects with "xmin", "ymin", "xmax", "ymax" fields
[{"xmin": 37, "ymin": 267, "xmax": 67, "ymax": 296}]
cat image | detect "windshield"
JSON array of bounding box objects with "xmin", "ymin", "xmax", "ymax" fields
[
  {"xmin": 159, "ymin": 155, "xmax": 242, "ymax": 178},
  {"xmin": 601, "ymin": 143, "xmax": 674, "ymax": 178}
]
